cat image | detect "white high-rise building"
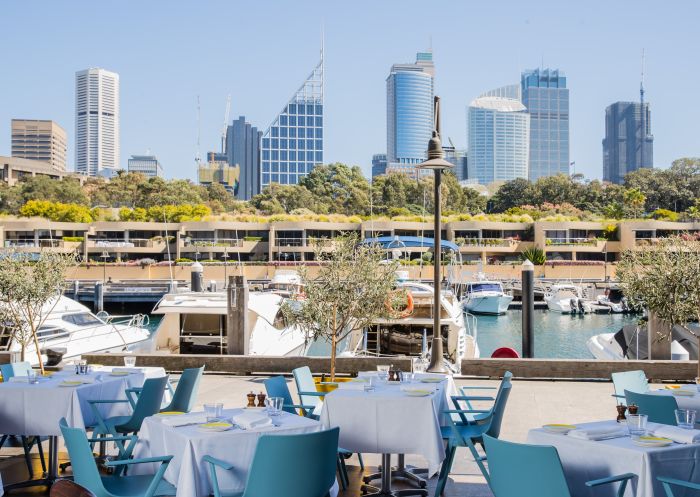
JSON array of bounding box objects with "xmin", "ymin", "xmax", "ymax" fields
[{"xmin": 75, "ymin": 68, "xmax": 120, "ymax": 176}]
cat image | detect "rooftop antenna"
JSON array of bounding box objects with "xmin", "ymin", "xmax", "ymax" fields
[
  {"xmin": 195, "ymin": 96, "xmax": 202, "ymax": 166},
  {"xmin": 640, "ymin": 49, "xmax": 646, "ymax": 168}
]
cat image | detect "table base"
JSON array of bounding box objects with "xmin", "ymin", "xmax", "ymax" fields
[
  {"xmin": 361, "ymin": 454, "xmax": 428, "ymax": 497},
  {"xmin": 2, "ymin": 436, "xmax": 63, "ymax": 492},
  {"xmin": 363, "ymin": 454, "xmax": 428, "ymax": 489}
]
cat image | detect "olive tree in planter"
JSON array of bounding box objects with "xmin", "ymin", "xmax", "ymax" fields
[
  {"xmin": 617, "ymin": 236, "xmax": 700, "ymax": 368},
  {"xmin": 281, "ymin": 235, "xmax": 402, "ymax": 381},
  {"xmin": 0, "ymin": 251, "xmax": 76, "ymax": 375}
]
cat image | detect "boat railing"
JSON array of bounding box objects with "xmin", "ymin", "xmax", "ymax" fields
[
  {"xmin": 464, "ymin": 312, "xmax": 478, "ymax": 340},
  {"xmin": 39, "ymin": 314, "xmax": 149, "ymax": 348}
]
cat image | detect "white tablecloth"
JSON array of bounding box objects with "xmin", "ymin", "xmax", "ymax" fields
[
  {"xmin": 650, "ymin": 386, "xmax": 700, "ymax": 414},
  {"xmin": 319, "ymin": 374, "xmax": 454, "ymax": 475},
  {"xmin": 133, "ymin": 408, "xmax": 326, "ymax": 497},
  {"xmin": 527, "ymin": 420, "xmax": 700, "ymax": 497}
]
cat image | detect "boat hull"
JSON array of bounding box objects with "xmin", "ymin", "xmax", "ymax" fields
[{"xmin": 463, "ymin": 294, "xmax": 513, "ymax": 315}]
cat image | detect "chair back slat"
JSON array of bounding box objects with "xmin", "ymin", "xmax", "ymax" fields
[
  {"xmin": 164, "ymin": 366, "xmax": 204, "ymax": 413},
  {"xmin": 292, "ymin": 366, "xmax": 321, "ymax": 408},
  {"xmin": 612, "ymin": 370, "xmax": 648, "ymax": 405},
  {"xmin": 264, "ymin": 376, "xmax": 297, "ymax": 415},
  {"xmin": 122, "ymin": 376, "xmax": 168, "ymax": 432},
  {"xmin": 483, "ymin": 434, "xmax": 571, "ymax": 497},
  {"xmin": 59, "ymin": 418, "xmax": 107, "ymax": 497},
  {"xmin": 485, "ymin": 371, "xmax": 513, "ymax": 439},
  {"xmin": 624, "ymin": 389, "xmax": 678, "ymax": 425},
  {"xmin": 242, "ymin": 428, "xmax": 339, "ymax": 497}
]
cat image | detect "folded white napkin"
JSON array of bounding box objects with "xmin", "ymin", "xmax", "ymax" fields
[
  {"xmin": 415, "ymin": 373, "xmax": 446, "ymax": 381},
  {"xmin": 111, "ymin": 367, "xmax": 142, "ymax": 374},
  {"xmin": 7, "ymin": 376, "xmax": 29, "ymax": 383},
  {"xmin": 648, "ymin": 423, "xmax": 700, "ymax": 444},
  {"xmin": 160, "ymin": 413, "xmax": 207, "ymax": 427},
  {"xmin": 232, "ymin": 411, "xmax": 272, "ymax": 430},
  {"xmin": 400, "ymin": 384, "xmax": 438, "ymax": 393},
  {"xmin": 568, "ymin": 426, "xmax": 627, "ymax": 441},
  {"xmin": 337, "ymin": 382, "xmax": 366, "ymax": 391}
]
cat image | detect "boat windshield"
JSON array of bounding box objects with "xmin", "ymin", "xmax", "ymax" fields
[
  {"xmin": 469, "ymin": 283, "xmax": 502, "ymax": 293},
  {"xmin": 62, "ymin": 313, "xmax": 104, "ymax": 326}
]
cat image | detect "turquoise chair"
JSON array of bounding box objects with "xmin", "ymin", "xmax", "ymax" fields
[
  {"xmin": 59, "ymin": 418, "xmax": 175, "ymax": 497},
  {"xmin": 291, "ymin": 366, "xmax": 328, "ymax": 416},
  {"xmin": 483, "ymin": 435, "xmax": 635, "ymax": 497},
  {"xmin": 657, "ymin": 476, "xmax": 700, "ymax": 496},
  {"xmin": 161, "ymin": 366, "xmax": 203, "ymax": 413},
  {"xmin": 434, "ymin": 372, "xmax": 512, "ymax": 497},
  {"xmin": 0, "ymin": 361, "xmax": 46, "ymax": 477},
  {"xmin": 263, "ymin": 376, "xmax": 316, "ymax": 416},
  {"xmin": 612, "ymin": 370, "xmax": 648, "ymax": 405},
  {"xmin": 204, "ymin": 427, "xmax": 339, "ymax": 497},
  {"xmin": 624, "ymin": 389, "xmax": 678, "ymax": 425}
]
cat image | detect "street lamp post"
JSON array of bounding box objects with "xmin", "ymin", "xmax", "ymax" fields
[
  {"xmin": 417, "ymin": 96, "xmax": 453, "ymax": 374},
  {"xmin": 223, "ymin": 248, "xmax": 229, "ymax": 289}
]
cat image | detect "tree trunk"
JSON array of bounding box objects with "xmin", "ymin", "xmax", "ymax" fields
[
  {"xmin": 697, "ymin": 335, "xmax": 700, "ymax": 381},
  {"xmin": 31, "ymin": 331, "xmax": 45, "ymax": 376},
  {"xmin": 330, "ymin": 307, "xmax": 337, "ymax": 382},
  {"xmin": 647, "ymin": 311, "xmax": 672, "ymax": 360}
]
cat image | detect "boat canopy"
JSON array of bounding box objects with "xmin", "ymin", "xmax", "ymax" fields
[{"xmin": 361, "ymin": 236, "xmax": 459, "ymax": 252}]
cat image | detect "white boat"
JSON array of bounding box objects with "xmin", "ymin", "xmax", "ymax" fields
[
  {"xmin": 347, "ymin": 280, "xmax": 480, "ymax": 373},
  {"xmin": 595, "ymin": 287, "xmax": 627, "ymax": 314},
  {"xmin": 462, "ymin": 278, "xmax": 513, "ymax": 315},
  {"xmin": 545, "ymin": 284, "xmax": 591, "ymax": 314},
  {"xmin": 587, "ymin": 323, "xmax": 699, "ymax": 361},
  {"xmin": 0, "ymin": 296, "xmax": 152, "ymax": 366}
]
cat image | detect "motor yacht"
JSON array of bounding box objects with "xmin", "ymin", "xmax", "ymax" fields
[
  {"xmin": 545, "ymin": 284, "xmax": 591, "ymax": 314},
  {"xmin": 461, "ymin": 277, "xmax": 513, "ymax": 315},
  {"xmin": 587, "ymin": 323, "xmax": 699, "ymax": 360}
]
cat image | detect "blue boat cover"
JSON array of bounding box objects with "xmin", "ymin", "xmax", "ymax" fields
[{"xmin": 361, "ymin": 236, "xmax": 459, "ymax": 252}]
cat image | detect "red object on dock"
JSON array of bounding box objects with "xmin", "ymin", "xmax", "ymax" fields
[{"xmin": 491, "ymin": 347, "xmax": 520, "ymax": 358}]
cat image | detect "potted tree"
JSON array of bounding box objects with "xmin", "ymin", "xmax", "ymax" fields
[
  {"xmin": 617, "ymin": 236, "xmax": 700, "ymax": 369},
  {"xmin": 281, "ymin": 235, "xmax": 402, "ymax": 381}
]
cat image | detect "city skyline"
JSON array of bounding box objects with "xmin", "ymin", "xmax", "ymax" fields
[{"xmin": 1, "ymin": 0, "xmax": 698, "ymax": 182}]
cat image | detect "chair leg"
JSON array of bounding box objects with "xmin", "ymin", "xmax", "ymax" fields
[
  {"xmin": 466, "ymin": 438, "xmax": 489, "ymax": 484},
  {"xmin": 20, "ymin": 436, "xmax": 34, "ymax": 479},
  {"xmin": 336, "ymin": 457, "xmax": 348, "ymax": 490},
  {"xmin": 35, "ymin": 437, "xmax": 46, "ymax": 473},
  {"xmin": 357, "ymin": 452, "xmax": 365, "ymax": 470},
  {"xmin": 434, "ymin": 445, "xmax": 456, "ymax": 497}
]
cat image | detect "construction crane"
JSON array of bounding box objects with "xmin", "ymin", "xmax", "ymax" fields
[
  {"xmin": 195, "ymin": 95, "xmax": 202, "ymax": 166},
  {"xmin": 221, "ymin": 94, "xmax": 231, "ymax": 154}
]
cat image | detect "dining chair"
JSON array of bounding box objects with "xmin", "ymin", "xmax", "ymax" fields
[
  {"xmin": 612, "ymin": 370, "xmax": 649, "ymax": 405},
  {"xmin": 59, "ymin": 418, "xmax": 175, "ymax": 497},
  {"xmin": 434, "ymin": 371, "xmax": 512, "ymax": 497},
  {"xmin": 657, "ymin": 476, "xmax": 700, "ymax": 496},
  {"xmin": 291, "ymin": 366, "xmax": 328, "ymax": 416},
  {"xmin": 0, "ymin": 361, "xmax": 47, "ymax": 477},
  {"xmin": 160, "ymin": 366, "xmax": 204, "ymax": 413},
  {"xmin": 624, "ymin": 390, "xmax": 678, "ymax": 425},
  {"xmin": 204, "ymin": 427, "xmax": 339, "ymax": 497},
  {"xmin": 50, "ymin": 479, "xmax": 97, "ymax": 497},
  {"xmin": 483, "ymin": 435, "xmax": 635, "ymax": 497}
]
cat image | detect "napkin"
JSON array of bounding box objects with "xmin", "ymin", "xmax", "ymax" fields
[
  {"xmin": 111, "ymin": 367, "xmax": 143, "ymax": 374},
  {"xmin": 568, "ymin": 426, "xmax": 627, "ymax": 441},
  {"xmin": 232, "ymin": 411, "xmax": 273, "ymax": 430},
  {"xmin": 648, "ymin": 423, "xmax": 700, "ymax": 444},
  {"xmin": 415, "ymin": 373, "xmax": 446, "ymax": 382},
  {"xmin": 160, "ymin": 413, "xmax": 207, "ymax": 427},
  {"xmin": 400, "ymin": 384, "xmax": 438, "ymax": 393},
  {"xmin": 7, "ymin": 376, "xmax": 29, "ymax": 383},
  {"xmin": 337, "ymin": 382, "xmax": 367, "ymax": 391}
]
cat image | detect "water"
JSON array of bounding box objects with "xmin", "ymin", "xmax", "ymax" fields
[{"xmin": 474, "ymin": 310, "xmax": 640, "ymax": 359}]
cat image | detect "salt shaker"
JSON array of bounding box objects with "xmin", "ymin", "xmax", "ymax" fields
[
  {"xmin": 246, "ymin": 391, "xmax": 257, "ymax": 408},
  {"xmin": 257, "ymin": 392, "xmax": 267, "ymax": 408},
  {"xmin": 616, "ymin": 404, "xmax": 627, "ymax": 422}
]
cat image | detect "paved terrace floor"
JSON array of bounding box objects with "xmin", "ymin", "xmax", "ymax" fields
[{"xmin": 0, "ymin": 374, "xmax": 624, "ymax": 497}]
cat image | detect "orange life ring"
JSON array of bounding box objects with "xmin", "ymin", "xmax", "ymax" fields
[{"xmin": 386, "ymin": 290, "xmax": 414, "ymax": 319}]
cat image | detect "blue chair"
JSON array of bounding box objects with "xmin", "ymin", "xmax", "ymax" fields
[
  {"xmin": 612, "ymin": 370, "xmax": 649, "ymax": 405},
  {"xmin": 161, "ymin": 366, "xmax": 203, "ymax": 413},
  {"xmin": 263, "ymin": 376, "xmax": 316, "ymax": 416},
  {"xmin": 483, "ymin": 435, "xmax": 635, "ymax": 497},
  {"xmin": 291, "ymin": 366, "xmax": 328, "ymax": 416},
  {"xmin": 59, "ymin": 418, "xmax": 175, "ymax": 497},
  {"xmin": 624, "ymin": 389, "xmax": 678, "ymax": 425},
  {"xmin": 434, "ymin": 372, "xmax": 512, "ymax": 497},
  {"xmin": 657, "ymin": 476, "xmax": 700, "ymax": 496},
  {"xmin": 205, "ymin": 427, "xmax": 339, "ymax": 497},
  {"xmin": 0, "ymin": 361, "xmax": 46, "ymax": 477}
]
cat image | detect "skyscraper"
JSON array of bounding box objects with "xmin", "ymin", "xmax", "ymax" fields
[
  {"xmin": 260, "ymin": 57, "xmax": 323, "ymax": 191},
  {"xmin": 371, "ymin": 153, "xmax": 387, "ymax": 178},
  {"xmin": 602, "ymin": 102, "xmax": 653, "ymax": 184},
  {"xmin": 11, "ymin": 119, "xmax": 67, "ymax": 170},
  {"xmin": 226, "ymin": 116, "xmax": 262, "ymax": 200},
  {"xmin": 75, "ymin": 68, "xmax": 120, "ymax": 176},
  {"xmin": 520, "ymin": 68, "xmax": 569, "ymax": 180},
  {"xmin": 467, "ymin": 95, "xmax": 530, "ymax": 184},
  {"xmin": 127, "ymin": 154, "xmax": 163, "ymax": 178},
  {"xmin": 443, "ymin": 146, "xmax": 468, "ymax": 182},
  {"xmin": 386, "ymin": 51, "xmax": 435, "ymax": 171}
]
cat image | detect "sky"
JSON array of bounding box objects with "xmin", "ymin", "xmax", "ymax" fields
[{"xmin": 1, "ymin": 0, "xmax": 699, "ymax": 181}]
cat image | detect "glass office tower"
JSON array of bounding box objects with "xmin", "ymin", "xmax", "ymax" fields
[
  {"xmin": 603, "ymin": 101, "xmax": 653, "ymax": 184},
  {"xmin": 468, "ymin": 96, "xmax": 530, "ymax": 184},
  {"xmin": 386, "ymin": 52, "xmax": 434, "ymax": 168},
  {"xmin": 260, "ymin": 58, "xmax": 323, "ymax": 190},
  {"xmin": 521, "ymin": 68, "xmax": 569, "ymax": 180}
]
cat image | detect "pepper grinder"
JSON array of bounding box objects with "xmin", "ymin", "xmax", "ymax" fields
[
  {"xmin": 246, "ymin": 391, "xmax": 257, "ymax": 408},
  {"xmin": 257, "ymin": 392, "xmax": 267, "ymax": 408},
  {"xmin": 628, "ymin": 404, "xmax": 639, "ymax": 415},
  {"xmin": 616, "ymin": 404, "xmax": 627, "ymax": 422}
]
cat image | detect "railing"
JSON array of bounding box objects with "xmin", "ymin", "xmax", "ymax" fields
[
  {"xmin": 183, "ymin": 238, "xmax": 243, "ymax": 248},
  {"xmin": 3, "ymin": 239, "xmax": 80, "ymax": 248},
  {"xmin": 456, "ymin": 238, "xmax": 516, "ymax": 248},
  {"xmin": 88, "ymin": 238, "xmax": 171, "ymax": 248},
  {"xmin": 545, "ymin": 238, "xmax": 600, "ymax": 246},
  {"xmin": 274, "ymin": 237, "xmax": 305, "ymax": 247}
]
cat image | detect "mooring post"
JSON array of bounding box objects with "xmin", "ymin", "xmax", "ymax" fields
[
  {"xmin": 521, "ymin": 260, "xmax": 534, "ymax": 358},
  {"xmin": 227, "ymin": 275, "xmax": 248, "ymax": 355},
  {"xmin": 94, "ymin": 281, "xmax": 104, "ymax": 313}
]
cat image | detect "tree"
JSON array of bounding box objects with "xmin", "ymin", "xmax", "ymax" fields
[
  {"xmin": 280, "ymin": 235, "xmax": 399, "ymax": 380},
  {"xmin": 462, "ymin": 186, "xmax": 487, "ymax": 215},
  {"xmin": 489, "ymin": 178, "xmax": 533, "ymax": 212},
  {"xmin": 250, "ymin": 183, "xmax": 320, "ymax": 214},
  {"xmin": 300, "ymin": 163, "xmax": 371, "ymax": 215},
  {"xmin": 617, "ymin": 237, "xmax": 700, "ymax": 368},
  {"xmin": 623, "ymin": 187, "xmax": 646, "ymax": 219},
  {"xmin": 0, "ymin": 251, "xmax": 76, "ymax": 374}
]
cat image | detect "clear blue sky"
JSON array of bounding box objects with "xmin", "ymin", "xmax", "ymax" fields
[{"xmin": 1, "ymin": 0, "xmax": 698, "ymax": 181}]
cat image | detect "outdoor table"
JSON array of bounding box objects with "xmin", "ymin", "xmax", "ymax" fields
[
  {"xmin": 649, "ymin": 385, "xmax": 700, "ymax": 414},
  {"xmin": 132, "ymin": 408, "xmax": 329, "ymax": 497},
  {"xmin": 527, "ymin": 420, "xmax": 700, "ymax": 497},
  {"xmin": 319, "ymin": 373, "xmax": 454, "ymax": 496},
  {"xmin": 0, "ymin": 366, "xmax": 162, "ymax": 492}
]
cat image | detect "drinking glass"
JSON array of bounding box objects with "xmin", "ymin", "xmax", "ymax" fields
[
  {"xmin": 266, "ymin": 397, "xmax": 283, "ymax": 416},
  {"xmin": 376, "ymin": 365, "xmax": 391, "ymax": 373},
  {"xmin": 675, "ymin": 409, "xmax": 697, "ymax": 429},
  {"xmin": 27, "ymin": 370, "xmax": 38, "ymax": 384},
  {"xmin": 364, "ymin": 376, "xmax": 376, "ymax": 393},
  {"xmin": 123, "ymin": 355, "xmax": 136, "ymax": 368},
  {"xmin": 626, "ymin": 414, "xmax": 648, "ymax": 436},
  {"xmin": 204, "ymin": 403, "xmax": 223, "ymax": 422},
  {"xmin": 377, "ymin": 371, "xmax": 389, "ymax": 383}
]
